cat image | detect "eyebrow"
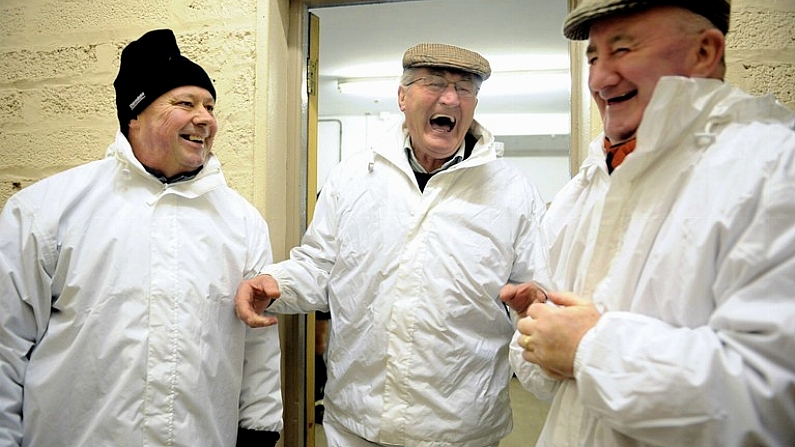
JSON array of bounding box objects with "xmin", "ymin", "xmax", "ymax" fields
[
  {"xmin": 171, "ymin": 92, "xmax": 215, "ymax": 104},
  {"xmin": 586, "ymin": 33, "xmax": 636, "ymax": 56},
  {"xmin": 427, "ymin": 68, "xmax": 475, "ymax": 81}
]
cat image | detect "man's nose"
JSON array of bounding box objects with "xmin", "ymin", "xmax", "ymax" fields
[
  {"xmin": 588, "ymin": 59, "xmax": 620, "ymax": 94},
  {"xmin": 439, "ymin": 83, "xmax": 461, "ymax": 105}
]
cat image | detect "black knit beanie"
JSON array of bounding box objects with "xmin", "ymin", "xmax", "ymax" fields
[{"xmin": 113, "ymin": 29, "xmax": 216, "ymax": 136}]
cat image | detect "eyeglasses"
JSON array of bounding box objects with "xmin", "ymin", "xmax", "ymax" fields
[{"xmin": 405, "ymin": 75, "xmax": 479, "ymax": 98}]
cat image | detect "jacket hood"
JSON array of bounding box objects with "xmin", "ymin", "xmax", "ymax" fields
[
  {"xmin": 579, "ymin": 76, "xmax": 795, "ymax": 183},
  {"xmin": 105, "ymin": 130, "xmax": 226, "ymax": 199}
]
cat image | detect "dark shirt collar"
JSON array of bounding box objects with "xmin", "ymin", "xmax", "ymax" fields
[{"xmin": 143, "ymin": 165, "xmax": 204, "ymax": 184}]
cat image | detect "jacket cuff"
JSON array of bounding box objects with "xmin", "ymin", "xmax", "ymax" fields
[
  {"xmin": 573, "ymin": 324, "xmax": 598, "ymax": 377},
  {"xmin": 237, "ymin": 427, "xmax": 280, "ymax": 447}
]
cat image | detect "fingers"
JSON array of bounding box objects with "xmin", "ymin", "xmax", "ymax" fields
[
  {"xmin": 516, "ymin": 312, "xmax": 535, "ymax": 334},
  {"xmin": 250, "ymin": 274, "xmax": 281, "ymax": 300},
  {"xmin": 518, "ymin": 334, "xmax": 532, "ymax": 350},
  {"xmin": 499, "ymin": 283, "xmax": 519, "ymax": 303},
  {"xmin": 247, "ymin": 314, "xmax": 280, "ymax": 328},
  {"xmin": 501, "ymin": 281, "xmax": 549, "ymax": 316},
  {"xmin": 529, "ymin": 282, "xmax": 549, "ymax": 303},
  {"xmin": 516, "ymin": 282, "xmax": 548, "ymax": 303},
  {"xmin": 234, "ymin": 275, "xmax": 280, "ymax": 328},
  {"xmin": 235, "ymin": 292, "xmax": 270, "ymax": 327},
  {"xmin": 235, "ymin": 297, "xmax": 278, "ymax": 327},
  {"xmin": 514, "ymin": 290, "xmax": 598, "ymax": 380}
]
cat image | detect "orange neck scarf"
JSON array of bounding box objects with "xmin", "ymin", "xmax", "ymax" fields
[{"xmin": 604, "ymin": 137, "xmax": 637, "ymax": 174}]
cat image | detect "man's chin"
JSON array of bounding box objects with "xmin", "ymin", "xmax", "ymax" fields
[{"xmin": 604, "ymin": 122, "xmax": 639, "ymax": 144}]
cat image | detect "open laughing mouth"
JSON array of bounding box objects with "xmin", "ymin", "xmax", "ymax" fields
[
  {"xmin": 430, "ymin": 114, "xmax": 456, "ymax": 132},
  {"xmin": 606, "ymin": 90, "xmax": 637, "ymax": 106},
  {"xmin": 181, "ymin": 134, "xmax": 205, "ymax": 145}
]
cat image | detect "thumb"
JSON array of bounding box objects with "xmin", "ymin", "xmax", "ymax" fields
[
  {"xmin": 499, "ymin": 283, "xmax": 519, "ymax": 303},
  {"xmin": 250, "ymin": 274, "xmax": 281, "ymax": 300},
  {"xmin": 547, "ymin": 291, "xmax": 583, "ymax": 307}
]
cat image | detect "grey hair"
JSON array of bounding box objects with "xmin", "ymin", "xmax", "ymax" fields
[
  {"xmin": 674, "ymin": 7, "xmax": 726, "ymax": 78},
  {"xmin": 400, "ymin": 68, "xmax": 419, "ymax": 86}
]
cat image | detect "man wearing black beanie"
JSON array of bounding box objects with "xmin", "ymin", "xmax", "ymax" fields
[
  {"xmin": 0, "ymin": 29, "xmax": 282, "ymax": 447},
  {"xmin": 114, "ymin": 29, "xmax": 217, "ymax": 138}
]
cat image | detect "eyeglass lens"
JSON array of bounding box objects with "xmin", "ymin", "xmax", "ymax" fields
[{"xmin": 412, "ymin": 75, "xmax": 478, "ymax": 98}]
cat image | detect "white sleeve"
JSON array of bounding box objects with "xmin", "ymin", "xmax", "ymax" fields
[
  {"xmin": 573, "ymin": 149, "xmax": 795, "ymax": 446},
  {"xmin": 237, "ymin": 209, "xmax": 283, "ymax": 432},
  {"xmin": 239, "ymin": 324, "xmax": 283, "ymax": 433},
  {"xmin": 264, "ymin": 175, "xmax": 341, "ymax": 315},
  {"xmin": 0, "ymin": 194, "xmax": 55, "ymax": 447}
]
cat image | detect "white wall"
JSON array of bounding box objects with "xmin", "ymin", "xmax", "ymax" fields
[{"xmin": 502, "ymin": 156, "xmax": 570, "ymax": 204}]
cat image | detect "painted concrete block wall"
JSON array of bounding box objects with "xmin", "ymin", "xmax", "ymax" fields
[
  {"xmin": 726, "ymin": 0, "xmax": 795, "ymax": 111},
  {"xmin": 0, "ymin": 0, "xmax": 264, "ymax": 208}
]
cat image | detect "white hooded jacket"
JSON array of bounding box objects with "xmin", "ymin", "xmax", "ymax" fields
[
  {"xmin": 266, "ymin": 120, "xmax": 546, "ymax": 446},
  {"xmin": 511, "ymin": 77, "xmax": 795, "ymax": 447},
  {"xmin": 0, "ymin": 132, "xmax": 283, "ymax": 447}
]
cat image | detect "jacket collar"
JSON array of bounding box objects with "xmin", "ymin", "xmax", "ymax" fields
[
  {"xmin": 372, "ymin": 118, "xmax": 499, "ymax": 178},
  {"xmin": 580, "ymin": 76, "xmax": 795, "ymax": 183},
  {"xmin": 106, "ymin": 130, "xmax": 226, "ymax": 198}
]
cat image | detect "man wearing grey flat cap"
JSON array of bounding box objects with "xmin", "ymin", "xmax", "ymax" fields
[
  {"xmin": 502, "ymin": 1, "xmax": 795, "ymax": 446},
  {"xmin": 0, "ymin": 29, "xmax": 282, "ymax": 447},
  {"xmin": 236, "ymin": 42, "xmax": 546, "ymax": 446}
]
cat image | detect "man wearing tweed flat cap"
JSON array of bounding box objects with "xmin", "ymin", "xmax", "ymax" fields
[
  {"xmin": 236, "ymin": 42, "xmax": 547, "ymax": 446},
  {"xmin": 504, "ymin": 1, "xmax": 795, "ymax": 446},
  {"xmin": 0, "ymin": 29, "xmax": 283, "ymax": 447}
]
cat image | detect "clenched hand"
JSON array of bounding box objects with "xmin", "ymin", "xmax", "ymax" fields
[{"xmin": 235, "ymin": 274, "xmax": 281, "ymax": 328}]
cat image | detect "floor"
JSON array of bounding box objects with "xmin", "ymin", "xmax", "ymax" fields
[
  {"xmin": 502, "ymin": 377, "xmax": 551, "ymax": 447},
  {"xmin": 314, "ymin": 377, "xmax": 551, "ymax": 446}
]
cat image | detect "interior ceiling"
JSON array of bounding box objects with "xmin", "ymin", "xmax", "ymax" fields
[{"xmin": 311, "ymin": 0, "xmax": 571, "ymax": 117}]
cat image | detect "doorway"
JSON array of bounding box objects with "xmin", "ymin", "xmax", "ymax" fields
[
  {"xmin": 311, "ymin": 0, "xmax": 573, "ymax": 204},
  {"xmin": 283, "ymin": 0, "xmax": 590, "ymax": 445}
]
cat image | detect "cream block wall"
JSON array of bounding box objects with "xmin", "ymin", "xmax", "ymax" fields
[
  {"xmin": 0, "ymin": 0, "xmax": 280, "ymax": 229},
  {"xmin": 1, "ymin": 0, "xmax": 794, "ymax": 232},
  {"xmin": 727, "ymin": 0, "xmax": 795, "ymax": 110}
]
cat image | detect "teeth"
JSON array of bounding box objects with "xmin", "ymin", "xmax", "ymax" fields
[
  {"xmin": 187, "ymin": 135, "xmax": 204, "ymax": 143},
  {"xmin": 431, "ymin": 114, "xmax": 456, "ymax": 123}
]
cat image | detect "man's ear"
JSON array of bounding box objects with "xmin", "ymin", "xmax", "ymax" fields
[
  {"xmin": 397, "ymin": 85, "xmax": 407, "ymax": 111},
  {"xmin": 693, "ymin": 28, "xmax": 726, "ymax": 79}
]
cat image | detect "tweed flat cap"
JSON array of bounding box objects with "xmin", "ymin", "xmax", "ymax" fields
[
  {"xmin": 563, "ymin": 0, "xmax": 731, "ymax": 40},
  {"xmin": 402, "ymin": 43, "xmax": 491, "ymax": 80}
]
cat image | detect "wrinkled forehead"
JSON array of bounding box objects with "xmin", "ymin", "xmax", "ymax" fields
[{"xmin": 584, "ymin": 8, "xmax": 662, "ymax": 50}]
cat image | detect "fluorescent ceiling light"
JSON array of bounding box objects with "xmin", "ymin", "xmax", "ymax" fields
[
  {"xmin": 487, "ymin": 54, "xmax": 570, "ymax": 72},
  {"xmin": 481, "ymin": 71, "xmax": 570, "ymax": 96},
  {"xmin": 337, "ymin": 77, "xmax": 399, "ymax": 97},
  {"xmin": 337, "ymin": 71, "xmax": 569, "ymax": 98}
]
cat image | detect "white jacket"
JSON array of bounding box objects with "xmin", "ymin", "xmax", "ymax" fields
[
  {"xmin": 266, "ymin": 120, "xmax": 546, "ymax": 446},
  {"xmin": 0, "ymin": 132, "xmax": 283, "ymax": 447},
  {"xmin": 511, "ymin": 77, "xmax": 795, "ymax": 447}
]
